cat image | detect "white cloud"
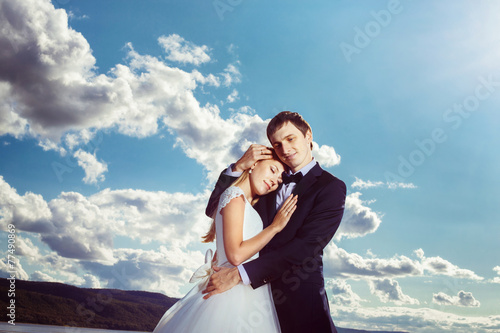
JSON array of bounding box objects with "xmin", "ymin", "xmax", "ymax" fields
[
  {"xmin": 420, "ymin": 250, "xmax": 483, "ymax": 281},
  {"xmin": 64, "ymin": 129, "xmax": 101, "ymax": 151},
  {"xmin": 0, "ymin": 176, "xmax": 210, "ymax": 263},
  {"xmin": 38, "ymin": 138, "xmax": 67, "ymax": 155},
  {"xmin": 82, "ymin": 273, "xmax": 101, "ymax": 288},
  {"xmin": 312, "ymin": 142, "xmax": 341, "ymax": 168},
  {"xmin": 369, "ymin": 278, "xmax": 420, "ymax": 305},
  {"xmin": 325, "ymin": 243, "xmax": 423, "ymax": 279},
  {"xmin": 492, "ymin": 266, "xmax": 500, "ymax": 284},
  {"xmin": 0, "ymin": 0, "xmax": 341, "ymax": 185},
  {"xmin": 0, "ymin": 83, "xmax": 29, "ymax": 139},
  {"xmin": 81, "ymin": 246, "xmax": 204, "ymax": 297},
  {"xmin": 158, "ymin": 34, "xmax": 211, "ymax": 66},
  {"xmin": 0, "ymin": 0, "xmax": 225, "ymax": 144},
  {"xmin": 0, "ymin": 176, "xmax": 53, "ymax": 233},
  {"xmin": 351, "ymin": 178, "xmax": 384, "ymax": 189},
  {"xmin": 31, "ymin": 270, "xmax": 59, "ymax": 282},
  {"xmin": 325, "ymin": 245, "xmax": 482, "ymax": 282},
  {"xmin": 73, "ymin": 149, "xmax": 108, "ymax": 184},
  {"xmin": 388, "ymin": 182, "xmax": 417, "ymax": 189},
  {"xmin": 352, "ymin": 177, "xmax": 417, "ymax": 190},
  {"xmin": 335, "ymin": 192, "xmax": 382, "ymax": 240},
  {"xmin": 227, "ymin": 89, "xmax": 239, "ymax": 103},
  {"xmin": 326, "ymin": 278, "xmax": 365, "ymax": 307},
  {"xmin": 0, "ymin": 254, "xmax": 29, "ymax": 280},
  {"xmin": 14, "ymin": 236, "xmax": 41, "ymax": 258},
  {"xmin": 432, "ymin": 290, "xmax": 480, "ymax": 307},
  {"xmin": 221, "ymin": 62, "xmax": 242, "ymax": 87},
  {"xmin": 331, "ymin": 305, "xmax": 500, "ymax": 333}
]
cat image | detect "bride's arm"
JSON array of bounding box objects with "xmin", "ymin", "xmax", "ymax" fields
[{"xmin": 222, "ymin": 194, "xmax": 297, "ymax": 266}]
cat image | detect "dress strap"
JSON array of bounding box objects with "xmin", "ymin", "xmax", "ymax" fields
[{"xmin": 217, "ymin": 186, "xmax": 245, "ymax": 214}]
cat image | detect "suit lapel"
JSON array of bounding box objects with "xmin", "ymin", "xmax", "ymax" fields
[
  {"xmin": 292, "ymin": 163, "xmax": 323, "ymax": 197},
  {"xmin": 256, "ymin": 164, "xmax": 323, "ymax": 227}
]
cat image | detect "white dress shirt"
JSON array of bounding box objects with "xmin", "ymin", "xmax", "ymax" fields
[{"xmin": 225, "ymin": 158, "xmax": 317, "ymax": 285}]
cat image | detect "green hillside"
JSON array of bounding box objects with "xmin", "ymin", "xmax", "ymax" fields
[{"xmin": 0, "ymin": 278, "xmax": 177, "ymax": 331}]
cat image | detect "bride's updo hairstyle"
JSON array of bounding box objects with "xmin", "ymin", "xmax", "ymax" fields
[{"xmin": 202, "ymin": 149, "xmax": 284, "ymax": 243}]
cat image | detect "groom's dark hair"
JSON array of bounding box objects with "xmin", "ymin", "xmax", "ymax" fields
[{"xmin": 267, "ymin": 111, "xmax": 313, "ymax": 150}]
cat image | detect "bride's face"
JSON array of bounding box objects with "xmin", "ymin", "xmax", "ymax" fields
[{"xmin": 249, "ymin": 159, "xmax": 285, "ymax": 196}]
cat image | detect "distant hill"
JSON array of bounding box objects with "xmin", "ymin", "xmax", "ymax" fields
[
  {"xmin": 0, "ymin": 278, "xmax": 178, "ymax": 331},
  {"xmin": 0, "ymin": 278, "xmax": 408, "ymax": 333}
]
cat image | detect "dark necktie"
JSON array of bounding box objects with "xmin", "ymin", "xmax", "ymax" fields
[{"xmin": 282, "ymin": 172, "xmax": 303, "ymax": 185}]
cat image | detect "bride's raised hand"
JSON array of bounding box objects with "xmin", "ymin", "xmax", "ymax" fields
[
  {"xmin": 232, "ymin": 144, "xmax": 274, "ymax": 173},
  {"xmin": 270, "ymin": 194, "xmax": 298, "ymax": 233}
]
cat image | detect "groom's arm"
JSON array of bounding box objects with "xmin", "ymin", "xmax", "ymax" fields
[
  {"xmin": 243, "ymin": 176, "xmax": 346, "ymax": 289},
  {"xmin": 205, "ymin": 169, "xmax": 238, "ymax": 218}
]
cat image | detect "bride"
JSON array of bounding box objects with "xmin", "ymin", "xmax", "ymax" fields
[{"xmin": 153, "ymin": 152, "xmax": 297, "ymax": 332}]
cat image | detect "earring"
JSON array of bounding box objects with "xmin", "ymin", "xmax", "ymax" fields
[{"xmin": 249, "ymin": 169, "xmax": 252, "ymax": 174}]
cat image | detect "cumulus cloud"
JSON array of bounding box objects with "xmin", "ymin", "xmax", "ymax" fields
[
  {"xmin": 335, "ymin": 192, "xmax": 382, "ymax": 240},
  {"xmin": 0, "ymin": 0, "xmax": 341, "ymax": 185},
  {"xmin": 14, "ymin": 236, "xmax": 41, "ymax": 258},
  {"xmin": 38, "ymin": 138, "xmax": 67, "ymax": 155},
  {"xmin": 326, "ymin": 278, "xmax": 365, "ymax": 307},
  {"xmin": 369, "ymin": 278, "xmax": 420, "ymax": 305},
  {"xmin": 227, "ymin": 89, "xmax": 239, "ymax": 103},
  {"xmin": 351, "ymin": 177, "xmax": 417, "ymax": 190},
  {"xmin": 432, "ymin": 290, "xmax": 480, "ymax": 307},
  {"xmin": 325, "ymin": 245, "xmax": 482, "ymax": 282},
  {"xmin": 64, "ymin": 129, "xmax": 101, "ymax": 151},
  {"xmin": 0, "ymin": 176, "xmax": 53, "ymax": 233},
  {"xmin": 492, "ymin": 266, "xmax": 500, "ymax": 284},
  {"xmin": 417, "ymin": 249, "xmax": 483, "ymax": 281},
  {"xmin": 158, "ymin": 34, "xmax": 211, "ymax": 66},
  {"xmin": 73, "ymin": 149, "xmax": 108, "ymax": 184},
  {"xmin": 0, "ymin": 176, "xmax": 211, "ymax": 263},
  {"xmin": 82, "ymin": 246, "xmax": 204, "ymax": 297},
  {"xmin": 221, "ymin": 62, "xmax": 242, "ymax": 87},
  {"xmin": 325, "ymin": 243, "xmax": 423, "ymax": 279},
  {"xmin": 0, "ymin": 254, "xmax": 29, "ymax": 280},
  {"xmin": 1, "ymin": 174, "xmax": 213, "ymax": 294},
  {"xmin": 331, "ymin": 305, "xmax": 500, "ymax": 333},
  {"xmin": 312, "ymin": 142, "xmax": 341, "ymax": 168},
  {"xmin": 0, "ymin": 0, "xmax": 228, "ymax": 144},
  {"xmin": 31, "ymin": 270, "xmax": 59, "ymax": 282},
  {"xmin": 82, "ymin": 273, "xmax": 101, "ymax": 288}
]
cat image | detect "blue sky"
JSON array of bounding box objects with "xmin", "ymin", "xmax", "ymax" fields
[{"xmin": 1, "ymin": 0, "xmax": 499, "ymax": 331}]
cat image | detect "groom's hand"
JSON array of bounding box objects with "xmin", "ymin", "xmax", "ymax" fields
[
  {"xmin": 202, "ymin": 266, "xmax": 241, "ymax": 299},
  {"xmin": 233, "ymin": 144, "xmax": 273, "ymax": 173}
]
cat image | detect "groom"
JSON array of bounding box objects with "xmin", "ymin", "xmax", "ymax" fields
[{"xmin": 203, "ymin": 111, "xmax": 346, "ymax": 332}]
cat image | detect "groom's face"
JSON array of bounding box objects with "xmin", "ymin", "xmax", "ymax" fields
[{"xmin": 269, "ymin": 121, "xmax": 313, "ymax": 173}]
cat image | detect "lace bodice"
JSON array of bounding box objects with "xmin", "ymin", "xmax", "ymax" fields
[{"xmin": 214, "ymin": 186, "xmax": 263, "ymax": 267}]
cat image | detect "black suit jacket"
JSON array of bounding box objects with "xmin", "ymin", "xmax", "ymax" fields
[{"xmin": 206, "ymin": 163, "xmax": 346, "ymax": 333}]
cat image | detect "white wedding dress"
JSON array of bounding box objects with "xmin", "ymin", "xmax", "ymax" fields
[{"xmin": 153, "ymin": 186, "xmax": 281, "ymax": 333}]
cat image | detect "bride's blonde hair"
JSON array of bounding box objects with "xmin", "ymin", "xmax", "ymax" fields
[
  {"xmin": 201, "ymin": 170, "xmax": 251, "ymax": 243},
  {"xmin": 202, "ymin": 150, "xmax": 282, "ymax": 243}
]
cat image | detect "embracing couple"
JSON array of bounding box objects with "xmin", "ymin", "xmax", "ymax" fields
[{"xmin": 153, "ymin": 111, "xmax": 346, "ymax": 332}]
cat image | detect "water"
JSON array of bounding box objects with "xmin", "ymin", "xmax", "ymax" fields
[{"xmin": 0, "ymin": 323, "xmax": 150, "ymax": 333}]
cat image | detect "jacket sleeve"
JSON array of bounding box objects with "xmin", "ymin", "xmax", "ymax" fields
[
  {"xmin": 243, "ymin": 177, "xmax": 346, "ymax": 288},
  {"xmin": 205, "ymin": 169, "xmax": 239, "ymax": 218}
]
